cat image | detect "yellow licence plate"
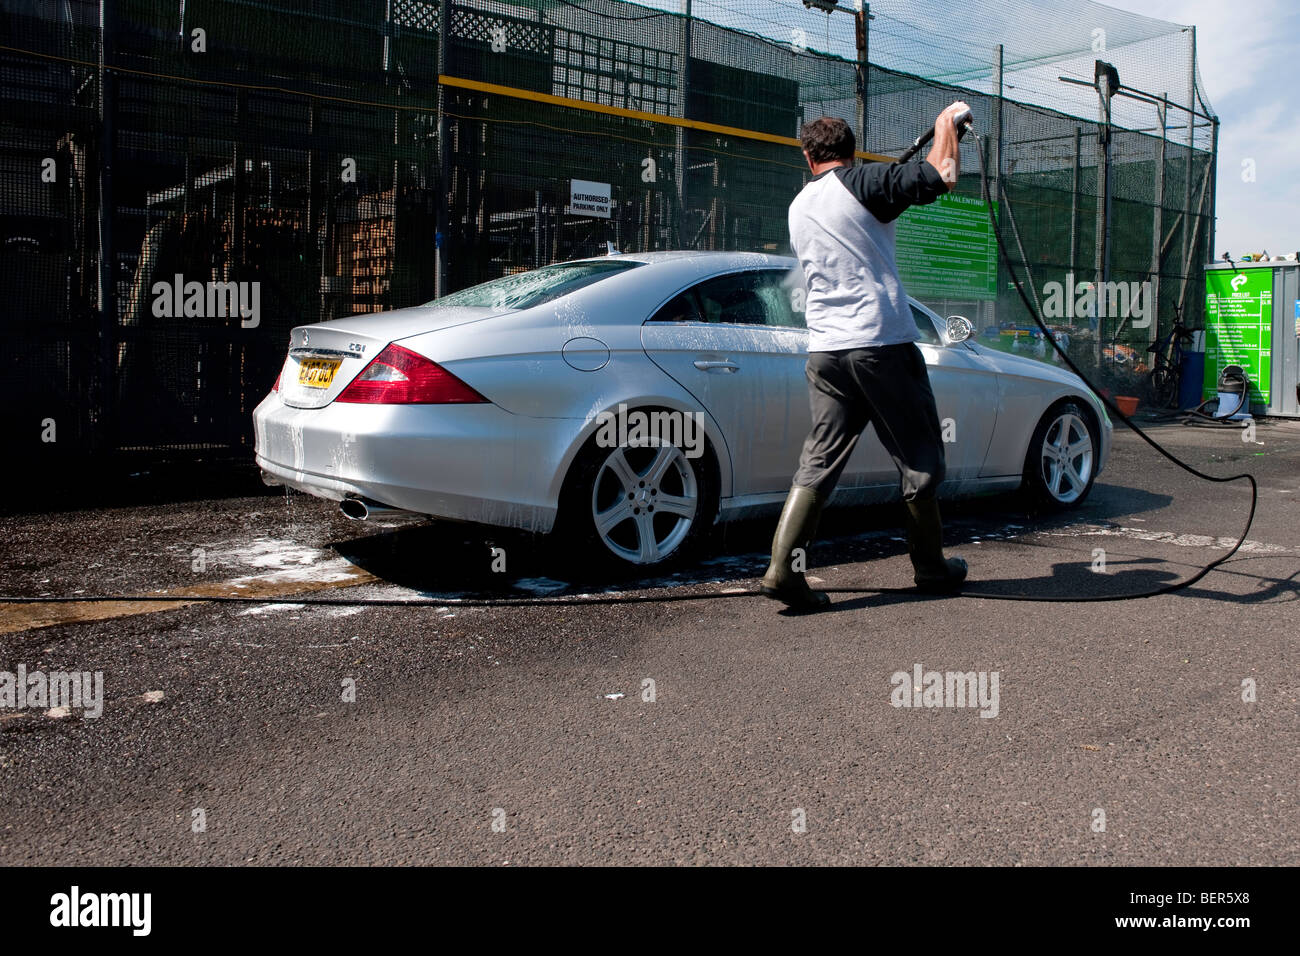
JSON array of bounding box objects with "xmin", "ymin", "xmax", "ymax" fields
[{"xmin": 297, "ymin": 357, "xmax": 342, "ymax": 389}]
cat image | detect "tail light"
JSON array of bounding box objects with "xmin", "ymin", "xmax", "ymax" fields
[
  {"xmin": 272, "ymin": 368, "xmax": 282, "ymax": 392},
  {"xmin": 336, "ymin": 344, "xmax": 487, "ymax": 405}
]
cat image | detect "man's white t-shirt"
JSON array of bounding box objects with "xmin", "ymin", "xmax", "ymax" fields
[{"xmin": 788, "ymin": 159, "xmax": 948, "ymax": 352}]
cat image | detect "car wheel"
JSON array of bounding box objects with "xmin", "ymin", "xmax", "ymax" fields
[
  {"xmin": 1023, "ymin": 401, "xmax": 1098, "ymax": 509},
  {"xmin": 555, "ymin": 423, "xmax": 717, "ymax": 573}
]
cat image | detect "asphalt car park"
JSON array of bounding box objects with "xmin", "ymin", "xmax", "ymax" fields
[{"xmin": 0, "ymin": 416, "xmax": 1295, "ymax": 865}]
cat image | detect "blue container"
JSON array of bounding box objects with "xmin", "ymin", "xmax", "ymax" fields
[{"xmin": 1179, "ymin": 351, "xmax": 1205, "ymax": 410}]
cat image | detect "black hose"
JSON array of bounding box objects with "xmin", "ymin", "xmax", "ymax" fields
[{"xmin": 958, "ymin": 128, "xmax": 1258, "ymax": 600}]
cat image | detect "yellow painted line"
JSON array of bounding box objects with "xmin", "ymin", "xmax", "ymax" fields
[
  {"xmin": 438, "ymin": 74, "xmax": 895, "ymax": 163},
  {"xmin": 0, "ymin": 566, "xmax": 378, "ymax": 635}
]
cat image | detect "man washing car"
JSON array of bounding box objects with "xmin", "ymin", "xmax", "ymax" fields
[{"xmin": 761, "ymin": 103, "xmax": 972, "ymax": 610}]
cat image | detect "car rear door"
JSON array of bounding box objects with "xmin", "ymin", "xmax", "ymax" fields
[{"xmin": 640, "ymin": 269, "xmax": 811, "ymax": 497}]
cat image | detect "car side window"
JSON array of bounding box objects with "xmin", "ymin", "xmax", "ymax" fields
[
  {"xmin": 689, "ymin": 272, "xmax": 769, "ymax": 326},
  {"xmin": 650, "ymin": 291, "xmax": 704, "ymax": 323},
  {"xmin": 910, "ymin": 304, "xmax": 942, "ymax": 345},
  {"xmin": 754, "ymin": 269, "xmax": 806, "ymax": 329},
  {"xmin": 669, "ymin": 270, "xmax": 807, "ymax": 328}
]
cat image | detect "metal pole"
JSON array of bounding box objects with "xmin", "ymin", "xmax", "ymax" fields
[
  {"xmin": 1101, "ymin": 97, "xmax": 1113, "ymax": 290},
  {"xmin": 308, "ymin": 98, "xmax": 321, "ymax": 320},
  {"xmin": 1069, "ymin": 127, "xmax": 1079, "ymax": 272},
  {"xmin": 709, "ymin": 158, "xmax": 717, "ymax": 250},
  {"xmin": 1177, "ymin": 160, "xmax": 1212, "ymax": 318},
  {"xmin": 1093, "ymin": 82, "xmax": 1107, "ymax": 294},
  {"xmin": 233, "ymin": 89, "xmax": 247, "ymax": 267},
  {"xmin": 1207, "ymin": 116, "xmax": 1219, "ymax": 267},
  {"xmin": 386, "ymin": 0, "xmax": 399, "ymax": 308},
  {"xmin": 992, "ymin": 44, "xmax": 1003, "ymax": 219},
  {"xmin": 435, "ymin": 0, "xmax": 450, "ymax": 296},
  {"xmin": 1149, "ymin": 94, "xmax": 1166, "ymax": 344},
  {"xmin": 855, "ymin": 3, "xmax": 870, "ymax": 149},
  {"xmin": 863, "ymin": 4, "xmax": 870, "ymax": 147},
  {"xmin": 534, "ymin": 189, "xmax": 542, "ymax": 269},
  {"xmin": 97, "ymin": 0, "xmax": 117, "ymax": 452},
  {"xmin": 1094, "ymin": 71, "xmax": 1113, "ymax": 365},
  {"xmin": 1180, "ymin": 27, "xmax": 1196, "ymax": 285},
  {"xmin": 675, "ymin": 0, "xmax": 691, "ymax": 249}
]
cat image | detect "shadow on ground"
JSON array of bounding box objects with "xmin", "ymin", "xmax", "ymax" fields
[{"xmin": 332, "ymin": 483, "xmax": 1176, "ymax": 597}]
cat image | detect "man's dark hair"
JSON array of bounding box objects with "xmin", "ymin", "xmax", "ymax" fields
[{"xmin": 799, "ymin": 117, "xmax": 855, "ymax": 164}]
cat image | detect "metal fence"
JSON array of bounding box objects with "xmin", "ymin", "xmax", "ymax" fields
[{"xmin": 0, "ymin": 0, "xmax": 1217, "ymax": 462}]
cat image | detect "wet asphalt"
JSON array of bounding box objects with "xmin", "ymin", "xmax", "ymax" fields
[{"xmin": 0, "ymin": 417, "xmax": 1296, "ymax": 865}]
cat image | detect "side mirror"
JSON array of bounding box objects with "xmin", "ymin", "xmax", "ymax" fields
[{"xmin": 945, "ymin": 315, "xmax": 974, "ymax": 344}]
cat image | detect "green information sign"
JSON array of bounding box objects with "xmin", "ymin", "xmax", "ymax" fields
[
  {"xmin": 895, "ymin": 193, "xmax": 998, "ymax": 301},
  {"xmin": 1204, "ymin": 269, "xmax": 1272, "ymax": 405}
]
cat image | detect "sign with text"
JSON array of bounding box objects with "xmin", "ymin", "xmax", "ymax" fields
[
  {"xmin": 567, "ymin": 179, "xmax": 611, "ymax": 219},
  {"xmin": 896, "ymin": 193, "xmax": 998, "ymax": 301},
  {"xmin": 1204, "ymin": 269, "xmax": 1272, "ymax": 405}
]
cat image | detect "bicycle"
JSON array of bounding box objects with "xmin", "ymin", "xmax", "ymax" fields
[{"xmin": 1146, "ymin": 309, "xmax": 1195, "ymax": 409}]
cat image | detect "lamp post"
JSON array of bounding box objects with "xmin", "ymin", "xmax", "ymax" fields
[{"xmin": 801, "ymin": 0, "xmax": 873, "ymax": 153}]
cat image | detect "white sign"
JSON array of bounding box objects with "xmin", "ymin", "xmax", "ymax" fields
[{"xmin": 567, "ymin": 179, "xmax": 611, "ymax": 219}]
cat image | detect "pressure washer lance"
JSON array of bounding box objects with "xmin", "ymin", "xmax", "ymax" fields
[{"xmin": 897, "ymin": 105, "xmax": 973, "ymax": 163}]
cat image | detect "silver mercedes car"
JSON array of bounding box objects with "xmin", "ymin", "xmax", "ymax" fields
[{"xmin": 254, "ymin": 251, "xmax": 1111, "ymax": 569}]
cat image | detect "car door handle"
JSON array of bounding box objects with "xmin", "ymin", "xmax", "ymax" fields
[{"xmin": 693, "ymin": 360, "xmax": 739, "ymax": 373}]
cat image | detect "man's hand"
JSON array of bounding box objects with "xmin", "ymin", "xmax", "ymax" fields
[{"xmin": 925, "ymin": 100, "xmax": 969, "ymax": 191}]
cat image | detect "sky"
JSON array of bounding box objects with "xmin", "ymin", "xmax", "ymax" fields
[{"xmin": 1044, "ymin": 0, "xmax": 1298, "ymax": 260}]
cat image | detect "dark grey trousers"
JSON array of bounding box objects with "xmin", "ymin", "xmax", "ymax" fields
[{"xmin": 792, "ymin": 343, "xmax": 946, "ymax": 501}]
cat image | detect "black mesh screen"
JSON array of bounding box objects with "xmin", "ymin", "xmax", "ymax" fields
[{"xmin": 0, "ymin": 0, "xmax": 1217, "ymax": 459}]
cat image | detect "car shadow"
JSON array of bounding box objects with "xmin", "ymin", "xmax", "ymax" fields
[{"xmin": 330, "ymin": 482, "xmax": 1179, "ymax": 598}]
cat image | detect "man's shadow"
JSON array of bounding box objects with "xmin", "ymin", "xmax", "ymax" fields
[{"xmin": 804, "ymin": 555, "xmax": 1300, "ymax": 615}]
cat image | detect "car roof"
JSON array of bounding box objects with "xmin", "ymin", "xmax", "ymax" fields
[
  {"xmin": 570, "ymin": 250, "xmax": 796, "ymax": 268},
  {"xmin": 562, "ymin": 249, "xmax": 936, "ymax": 317}
]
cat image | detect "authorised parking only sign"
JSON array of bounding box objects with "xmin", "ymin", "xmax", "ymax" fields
[{"xmin": 567, "ymin": 179, "xmax": 611, "ymax": 218}]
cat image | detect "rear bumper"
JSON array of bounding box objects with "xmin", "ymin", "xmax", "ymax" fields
[{"xmin": 252, "ymin": 394, "xmax": 578, "ymax": 532}]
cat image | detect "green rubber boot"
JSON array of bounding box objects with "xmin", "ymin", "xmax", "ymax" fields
[
  {"xmin": 905, "ymin": 497, "xmax": 968, "ymax": 593},
  {"xmin": 760, "ymin": 485, "xmax": 831, "ymax": 610}
]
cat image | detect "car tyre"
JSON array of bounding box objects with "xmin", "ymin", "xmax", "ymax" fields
[
  {"xmin": 553, "ymin": 417, "xmax": 718, "ymax": 575},
  {"xmin": 1022, "ymin": 400, "xmax": 1098, "ymax": 510}
]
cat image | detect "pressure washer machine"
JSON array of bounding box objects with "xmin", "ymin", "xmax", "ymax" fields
[{"xmin": 1185, "ymin": 364, "xmax": 1253, "ymax": 424}]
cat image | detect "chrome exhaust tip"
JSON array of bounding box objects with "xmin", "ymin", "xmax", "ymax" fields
[
  {"xmin": 339, "ymin": 497, "xmax": 371, "ymax": 520},
  {"xmin": 339, "ymin": 497, "xmax": 413, "ymax": 521}
]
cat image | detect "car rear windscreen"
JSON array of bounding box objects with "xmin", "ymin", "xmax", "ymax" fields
[{"xmin": 427, "ymin": 260, "xmax": 644, "ymax": 311}]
